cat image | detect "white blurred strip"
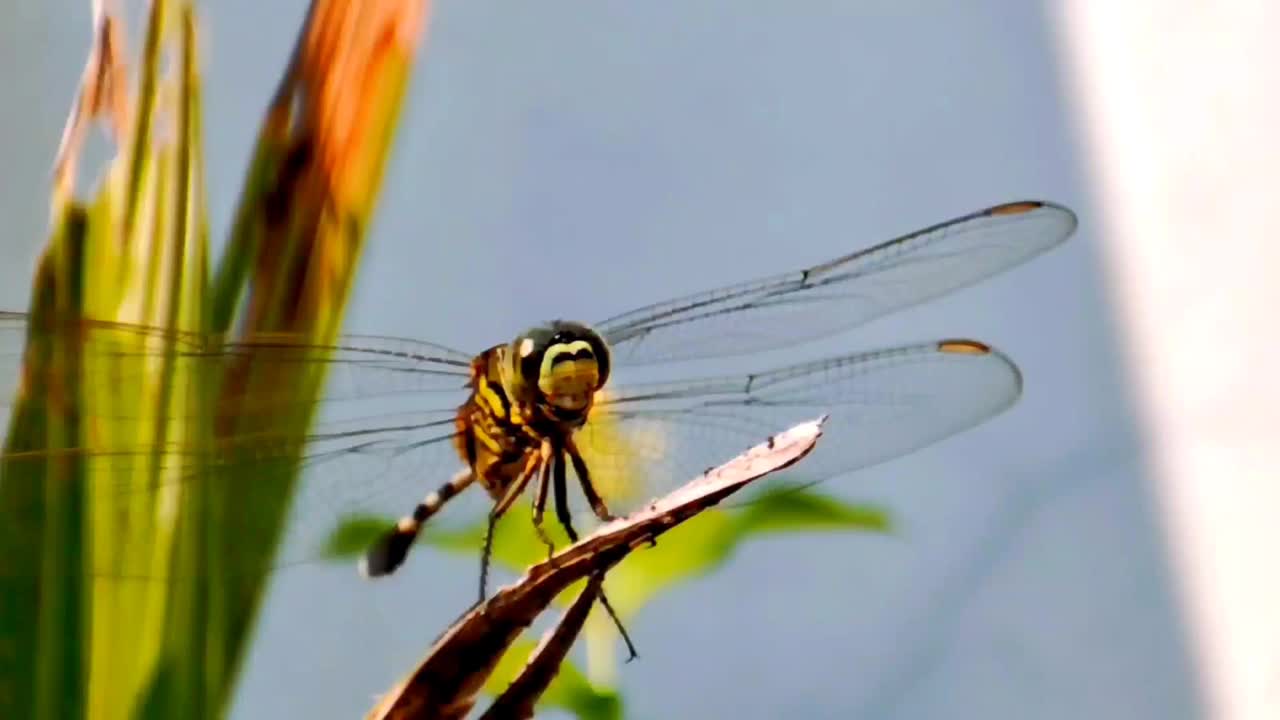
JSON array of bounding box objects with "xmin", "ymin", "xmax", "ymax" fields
[{"xmin": 1052, "ymin": 3, "xmax": 1280, "ymax": 718}]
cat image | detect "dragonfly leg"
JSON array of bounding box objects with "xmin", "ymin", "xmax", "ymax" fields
[
  {"xmin": 564, "ymin": 435, "xmax": 616, "ymax": 522},
  {"xmin": 479, "ymin": 450, "xmax": 544, "ymax": 603},
  {"xmin": 552, "ymin": 448, "xmax": 639, "ymax": 661},
  {"xmin": 597, "ymin": 585, "xmax": 640, "ymax": 662},
  {"xmin": 361, "ymin": 468, "xmax": 474, "ymax": 578},
  {"xmin": 531, "ymin": 441, "xmax": 556, "ymax": 561},
  {"xmin": 551, "ymin": 448, "xmax": 579, "ymax": 543}
]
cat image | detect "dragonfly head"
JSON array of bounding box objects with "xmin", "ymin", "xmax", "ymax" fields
[{"xmin": 506, "ymin": 320, "xmax": 611, "ymax": 417}]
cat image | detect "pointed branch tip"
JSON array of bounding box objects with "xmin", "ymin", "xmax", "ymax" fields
[{"xmin": 365, "ymin": 417, "xmax": 825, "ymax": 720}]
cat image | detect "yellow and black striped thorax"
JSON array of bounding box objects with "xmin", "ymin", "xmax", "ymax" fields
[{"xmin": 454, "ymin": 321, "xmax": 612, "ymax": 468}]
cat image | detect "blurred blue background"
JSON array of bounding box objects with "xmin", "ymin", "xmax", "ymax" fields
[{"xmin": 0, "ymin": 1, "xmax": 1198, "ymax": 718}]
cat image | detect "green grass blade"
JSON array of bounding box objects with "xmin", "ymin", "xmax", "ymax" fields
[
  {"xmin": 0, "ymin": 205, "xmax": 91, "ymax": 720},
  {"xmin": 2, "ymin": 2, "xmax": 429, "ymax": 719},
  {"xmin": 193, "ymin": 5, "xmax": 428, "ymax": 713}
]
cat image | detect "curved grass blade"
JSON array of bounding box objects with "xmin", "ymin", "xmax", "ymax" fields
[{"xmin": 189, "ymin": 1, "xmax": 433, "ymax": 713}]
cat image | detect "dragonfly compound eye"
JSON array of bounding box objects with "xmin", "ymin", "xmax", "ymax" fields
[{"xmin": 509, "ymin": 322, "xmax": 608, "ymax": 411}]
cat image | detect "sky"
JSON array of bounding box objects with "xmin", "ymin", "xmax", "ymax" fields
[{"xmin": 0, "ymin": 1, "xmax": 1200, "ymax": 718}]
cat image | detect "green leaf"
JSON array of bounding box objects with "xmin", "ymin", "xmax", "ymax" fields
[
  {"xmin": 417, "ymin": 503, "xmax": 577, "ymax": 571},
  {"xmin": 321, "ymin": 514, "xmax": 394, "ymax": 560},
  {"xmin": 731, "ymin": 482, "xmax": 893, "ymax": 535},
  {"xmin": 603, "ymin": 485, "xmax": 890, "ymax": 615}
]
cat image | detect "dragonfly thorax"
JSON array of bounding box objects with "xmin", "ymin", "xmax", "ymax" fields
[{"xmin": 502, "ymin": 320, "xmax": 611, "ymax": 425}]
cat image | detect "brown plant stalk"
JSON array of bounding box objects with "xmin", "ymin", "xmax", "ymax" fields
[{"xmin": 365, "ymin": 416, "xmax": 828, "ymax": 720}]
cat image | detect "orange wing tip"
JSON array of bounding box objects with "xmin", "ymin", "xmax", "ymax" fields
[
  {"xmin": 987, "ymin": 201, "xmax": 1044, "ymax": 216},
  {"xmin": 936, "ymin": 339, "xmax": 992, "ymax": 355}
]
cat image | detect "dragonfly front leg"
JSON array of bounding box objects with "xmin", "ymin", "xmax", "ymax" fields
[
  {"xmin": 551, "ymin": 449, "xmax": 578, "ymax": 544},
  {"xmin": 551, "ymin": 447, "xmax": 639, "ymax": 661},
  {"xmin": 531, "ymin": 440, "xmax": 556, "ymax": 560},
  {"xmin": 479, "ymin": 449, "xmax": 544, "ymax": 604},
  {"xmin": 564, "ymin": 435, "xmax": 616, "ymax": 523}
]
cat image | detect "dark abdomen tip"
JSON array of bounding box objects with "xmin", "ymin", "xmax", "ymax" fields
[{"xmin": 359, "ymin": 527, "xmax": 417, "ymax": 578}]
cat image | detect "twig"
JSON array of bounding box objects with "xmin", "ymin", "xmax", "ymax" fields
[
  {"xmin": 364, "ymin": 416, "xmax": 827, "ymax": 720},
  {"xmin": 477, "ymin": 573, "xmax": 605, "ymax": 720}
]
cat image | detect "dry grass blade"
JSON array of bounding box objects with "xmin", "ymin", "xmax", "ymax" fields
[
  {"xmin": 52, "ymin": 0, "xmax": 130, "ymax": 202},
  {"xmin": 214, "ymin": 0, "xmax": 430, "ymax": 332},
  {"xmin": 366, "ymin": 417, "xmax": 827, "ymax": 720},
  {"xmin": 289, "ymin": 0, "xmax": 430, "ymax": 209}
]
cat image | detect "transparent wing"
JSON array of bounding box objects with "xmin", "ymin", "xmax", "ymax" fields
[
  {"xmin": 569, "ymin": 339, "xmax": 1021, "ymax": 518},
  {"xmin": 0, "ymin": 320, "xmax": 1020, "ymax": 584},
  {"xmin": 0, "ymin": 311, "xmax": 475, "ymax": 417},
  {"xmin": 0, "ymin": 314, "xmax": 479, "ymax": 584},
  {"xmin": 0, "ymin": 409, "xmax": 474, "ymax": 584},
  {"xmin": 597, "ymin": 201, "xmax": 1076, "ymax": 366},
  {"xmin": 0, "ymin": 196, "xmax": 1061, "ymax": 586}
]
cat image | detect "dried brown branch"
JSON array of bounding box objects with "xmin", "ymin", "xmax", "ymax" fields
[
  {"xmin": 476, "ymin": 574, "xmax": 605, "ymax": 720},
  {"xmin": 365, "ymin": 417, "xmax": 827, "ymax": 720}
]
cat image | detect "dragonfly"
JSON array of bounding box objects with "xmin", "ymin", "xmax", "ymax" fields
[{"xmin": 0, "ymin": 200, "xmax": 1076, "ymax": 605}]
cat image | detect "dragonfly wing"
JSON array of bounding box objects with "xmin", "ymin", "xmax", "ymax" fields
[
  {"xmin": 0, "ymin": 407, "xmax": 471, "ymax": 584},
  {"xmin": 568, "ymin": 339, "xmax": 1021, "ymax": 517},
  {"xmin": 272, "ymin": 411, "xmax": 478, "ymax": 573},
  {"xmin": 0, "ymin": 312, "xmax": 475, "ymax": 420},
  {"xmin": 0, "ymin": 311, "xmax": 480, "ymax": 584},
  {"xmin": 596, "ymin": 201, "xmax": 1076, "ymax": 366}
]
